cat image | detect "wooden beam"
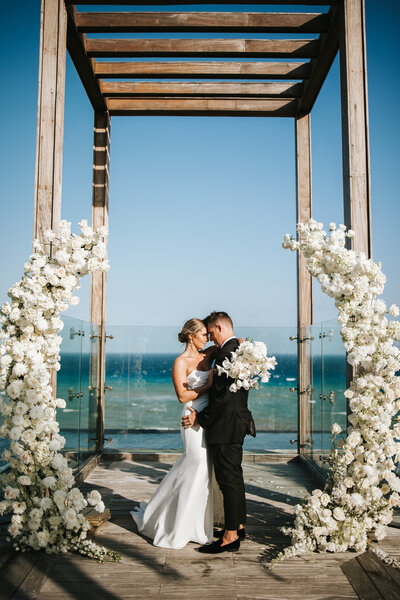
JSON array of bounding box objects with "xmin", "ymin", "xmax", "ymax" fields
[
  {"xmin": 65, "ymin": 5, "xmax": 107, "ymax": 112},
  {"xmin": 339, "ymin": 0, "xmax": 371, "ymax": 257},
  {"xmin": 295, "ymin": 113, "xmax": 313, "ymax": 456},
  {"xmin": 90, "ymin": 112, "xmax": 111, "ymax": 455},
  {"xmin": 87, "ymin": 38, "xmax": 319, "ymax": 58},
  {"xmin": 76, "ymin": 11, "xmax": 330, "ymax": 34},
  {"xmin": 298, "ymin": 5, "xmax": 339, "ymax": 115},
  {"xmin": 100, "ymin": 81, "xmax": 302, "ymax": 98},
  {"xmin": 34, "ymin": 0, "xmax": 67, "ymax": 247},
  {"xmin": 95, "ymin": 60, "xmax": 311, "ymax": 80},
  {"xmin": 107, "ymin": 97, "xmax": 297, "ymax": 116}
]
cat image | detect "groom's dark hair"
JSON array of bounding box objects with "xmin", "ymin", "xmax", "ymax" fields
[{"xmin": 204, "ymin": 311, "xmax": 233, "ymax": 328}]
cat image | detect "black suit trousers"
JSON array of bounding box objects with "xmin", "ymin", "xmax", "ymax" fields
[{"xmin": 210, "ymin": 443, "xmax": 246, "ymax": 530}]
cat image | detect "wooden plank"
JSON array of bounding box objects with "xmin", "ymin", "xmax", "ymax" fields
[
  {"xmin": 65, "ymin": 5, "xmax": 107, "ymax": 112},
  {"xmin": 106, "ymin": 97, "xmax": 297, "ymax": 116},
  {"xmin": 90, "ymin": 112, "xmax": 110, "ymax": 455},
  {"xmin": 339, "ymin": 0, "xmax": 371, "ymax": 258},
  {"xmin": 341, "ymin": 556, "xmax": 384, "ymax": 600},
  {"xmin": 76, "ymin": 11, "xmax": 330, "ymax": 34},
  {"xmin": 86, "ymin": 38, "xmax": 320, "ymax": 59},
  {"xmin": 356, "ymin": 551, "xmax": 400, "ymax": 600},
  {"xmin": 295, "ymin": 113, "xmax": 313, "ymax": 456},
  {"xmin": 1, "ymin": 552, "xmax": 40, "ymax": 600},
  {"xmin": 33, "ymin": 0, "xmax": 67, "ymax": 247},
  {"xmin": 12, "ymin": 554, "xmax": 58, "ymax": 600},
  {"xmin": 100, "ymin": 81, "xmax": 302, "ymax": 98},
  {"xmin": 95, "ymin": 60, "xmax": 311, "ymax": 80},
  {"xmin": 298, "ymin": 5, "xmax": 339, "ymax": 115}
]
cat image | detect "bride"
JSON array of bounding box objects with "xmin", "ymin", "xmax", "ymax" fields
[{"xmin": 130, "ymin": 318, "xmax": 223, "ymax": 549}]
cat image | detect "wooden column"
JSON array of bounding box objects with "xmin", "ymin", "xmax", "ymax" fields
[
  {"xmin": 295, "ymin": 113, "xmax": 313, "ymax": 455},
  {"xmin": 339, "ymin": 0, "xmax": 372, "ymax": 411},
  {"xmin": 339, "ymin": 0, "xmax": 372, "ymax": 257},
  {"xmin": 33, "ymin": 0, "xmax": 67, "ymax": 247},
  {"xmin": 90, "ymin": 112, "xmax": 111, "ymax": 454}
]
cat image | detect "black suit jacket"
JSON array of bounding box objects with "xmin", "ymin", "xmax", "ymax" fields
[{"xmin": 196, "ymin": 338, "xmax": 252, "ymax": 445}]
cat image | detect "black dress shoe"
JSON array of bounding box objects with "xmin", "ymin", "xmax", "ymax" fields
[
  {"xmin": 197, "ymin": 537, "xmax": 240, "ymax": 554},
  {"xmin": 217, "ymin": 528, "xmax": 246, "ymax": 541}
]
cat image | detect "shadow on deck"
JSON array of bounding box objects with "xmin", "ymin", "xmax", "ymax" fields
[{"xmin": 1, "ymin": 458, "xmax": 400, "ymax": 600}]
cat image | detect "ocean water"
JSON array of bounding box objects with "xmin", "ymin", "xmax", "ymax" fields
[
  {"xmin": 57, "ymin": 352, "xmax": 347, "ymax": 440},
  {"xmin": 0, "ymin": 352, "xmax": 347, "ymax": 465}
]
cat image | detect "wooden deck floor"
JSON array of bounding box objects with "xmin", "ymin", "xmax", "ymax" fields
[{"xmin": 3, "ymin": 458, "xmax": 400, "ymax": 600}]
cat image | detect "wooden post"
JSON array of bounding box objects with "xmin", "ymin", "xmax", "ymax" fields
[
  {"xmin": 33, "ymin": 0, "xmax": 67, "ymax": 401},
  {"xmin": 339, "ymin": 0, "xmax": 372, "ymax": 257},
  {"xmin": 90, "ymin": 112, "xmax": 111, "ymax": 454},
  {"xmin": 339, "ymin": 0, "xmax": 372, "ymax": 411},
  {"xmin": 33, "ymin": 0, "xmax": 67, "ymax": 247},
  {"xmin": 295, "ymin": 113, "xmax": 313, "ymax": 455}
]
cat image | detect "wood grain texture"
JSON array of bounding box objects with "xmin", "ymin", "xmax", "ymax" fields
[
  {"xmin": 75, "ymin": 11, "xmax": 329, "ymax": 34},
  {"xmin": 90, "ymin": 112, "xmax": 111, "ymax": 454},
  {"xmin": 339, "ymin": 0, "xmax": 372, "ymax": 258},
  {"xmin": 65, "ymin": 5, "xmax": 106, "ymax": 112},
  {"xmin": 86, "ymin": 38, "xmax": 320, "ymax": 58},
  {"xmin": 106, "ymin": 97, "xmax": 297, "ymax": 116},
  {"xmin": 94, "ymin": 60, "xmax": 311, "ymax": 80},
  {"xmin": 34, "ymin": 459, "xmax": 396, "ymax": 600},
  {"xmin": 33, "ymin": 0, "xmax": 67, "ymax": 247},
  {"xmin": 298, "ymin": 5, "xmax": 339, "ymax": 115},
  {"xmin": 295, "ymin": 114, "xmax": 313, "ymax": 456},
  {"xmin": 100, "ymin": 81, "xmax": 302, "ymax": 98}
]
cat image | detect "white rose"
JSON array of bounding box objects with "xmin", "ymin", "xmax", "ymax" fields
[
  {"xmin": 63, "ymin": 508, "xmax": 78, "ymax": 529},
  {"xmin": 320, "ymin": 493, "xmax": 330, "ymax": 507},
  {"xmin": 331, "ymin": 423, "xmax": 342, "ymax": 435},
  {"xmin": 389, "ymin": 304, "xmax": 400, "ymax": 317},
  {"xmin": 333, "ymin": 506, "xmax": 346, "ymax": 521}
]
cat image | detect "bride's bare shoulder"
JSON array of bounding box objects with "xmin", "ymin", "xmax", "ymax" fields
[{"xmin": 173, "ymin": 354, "xmax": 189, "ymax": 372}]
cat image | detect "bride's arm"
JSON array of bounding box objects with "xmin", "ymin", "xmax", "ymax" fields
[{"xmin": 172, "ymin": 359, "xmax": 212, "ymax": 404}]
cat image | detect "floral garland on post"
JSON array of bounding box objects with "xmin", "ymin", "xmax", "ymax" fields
[
  {"xmin": 0, "ymin": 220, "xmax": 120, "ymax": 561},
  {"xmin": 271, "ymin": 219, "xmax": 400, "ymax": 565}
]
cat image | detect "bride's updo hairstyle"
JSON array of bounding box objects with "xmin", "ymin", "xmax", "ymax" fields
[{"xmin": 178, "ymin": 318, "xmax": 204, "ymax": 344}]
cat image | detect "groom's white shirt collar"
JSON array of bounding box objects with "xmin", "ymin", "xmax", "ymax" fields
[{"xmin": 220, "ymin": 336, "xmax": 235, "ymax": 349}]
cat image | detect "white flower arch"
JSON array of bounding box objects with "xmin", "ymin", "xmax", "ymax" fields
[
  {"xmin": 272, "ymin": 220, "xmax": 400, "ymax": 565},
  {"xmin": 0, "ymin": 220, "xmax": 120, "ymax": 561}
]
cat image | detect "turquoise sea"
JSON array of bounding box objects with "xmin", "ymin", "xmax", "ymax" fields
[
  {"xmin": 0, "ymin": 352, "xmax": 347, "ymax": 465},
  {"xmin": 55, "ymin": 352, "xmax": 347, "ymax": 453}
]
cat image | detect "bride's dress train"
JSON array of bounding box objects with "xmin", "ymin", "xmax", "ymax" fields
[{"xmin": 130, "ymin": 370, "xmax": 223, "ymax": 549}]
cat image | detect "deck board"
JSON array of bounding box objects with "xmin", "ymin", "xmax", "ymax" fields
[{"xmin": 2, "ymin": 459, "xmax": 400, "ymax": 599}]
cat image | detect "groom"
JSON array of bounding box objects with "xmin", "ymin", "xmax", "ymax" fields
[{"xmin": 182, "ymin": 311, "xmax": 252, "ymax": 553}]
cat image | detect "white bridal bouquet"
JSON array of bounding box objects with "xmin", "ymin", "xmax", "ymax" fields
[{"xmin": 217, "ymin": 340, "xmax": 277, "ymax": 392}]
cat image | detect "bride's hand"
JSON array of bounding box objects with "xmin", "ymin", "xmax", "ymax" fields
[
  {"xmin": 207, "ymin": 369, "xmax": 213, "ymax": 387},
  {"xmin": 238, "ymin": 337, "xmax": 245, "ymax": 345}
]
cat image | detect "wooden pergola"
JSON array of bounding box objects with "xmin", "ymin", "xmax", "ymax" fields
[{"xmin": 33, "ymin": 0, "xmax": 371, "ymax": 462}]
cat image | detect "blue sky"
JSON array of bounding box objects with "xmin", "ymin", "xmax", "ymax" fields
[{"xmin": 0, "ymin": 2, "xmax": 399, "ymax": 329}]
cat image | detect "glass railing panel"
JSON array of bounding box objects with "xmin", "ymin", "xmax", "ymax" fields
[
  {"xmin": 78, "ymin": 321, "xmax": 99, "ymax": 462},
  {"xmin": 103, "ymin": 326, "xmax": 299, "ymax": 454},
  {"xmin": 0, "ymin": 388, "xmax": 10, "ymax": 471},
  {"xmin": 57, "ymin": 315, "xmax": 83, "ymax": 469},
  {"xmin": 306, "ymin": 323, "xmax": 323, "ymax": 466},
  {"xmin": 320, "ymin": 320, "xmax": 347, "ymax": 463}
]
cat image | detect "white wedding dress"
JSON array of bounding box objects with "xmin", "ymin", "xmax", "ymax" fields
[{"xmin": 130, "ymin": 370, "xmax": 223, "ymax": 549}]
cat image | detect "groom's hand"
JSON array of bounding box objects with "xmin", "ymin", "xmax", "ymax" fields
[{"xmin": 181, "ymin": 407, "xmax": 198, "ymax": 429}]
